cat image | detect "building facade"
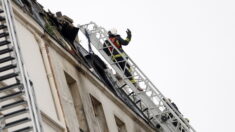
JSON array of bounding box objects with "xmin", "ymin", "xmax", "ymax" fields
[{"xmin": 0, "ymin": 0, "xmax": 157, "ymax": 132}]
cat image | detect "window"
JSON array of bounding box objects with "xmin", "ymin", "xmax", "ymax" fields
[
  {"xmin": 65, "ymin": 72, "xmax": 89, "ymax": 132},
  {"xmin": 115, "ymin": 116, "xmax": 127, "ymax": 132},
  {"xmin": 90, "ymin": 95, "xmax": 108, "ymax": 132}
]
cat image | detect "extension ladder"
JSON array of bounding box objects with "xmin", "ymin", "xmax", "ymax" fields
[
  {"xmin": 0, "ymin": 0, "xmax": 43, "ymax": 131},
  {"xmin": 79, "ymin": 22, "xmax": 196, "ymax": 132}
]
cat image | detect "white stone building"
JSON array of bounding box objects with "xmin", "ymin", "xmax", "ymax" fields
[{"xmin": 0, "ymin": 0, "xmax": 159, "ymax": 132}]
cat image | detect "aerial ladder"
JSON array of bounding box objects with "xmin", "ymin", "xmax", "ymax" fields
[
  {"xmin": 0, "ymin": 0, "xmax": 43, "ymax": 131},
  {"xmin": 79, "ymin": 22, "xmax": 196, "ymax": 132}
]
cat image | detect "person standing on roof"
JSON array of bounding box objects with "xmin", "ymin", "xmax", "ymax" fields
[{"xmin": 104, "ymin": 28, "xmax": 143, "ymax": 91}]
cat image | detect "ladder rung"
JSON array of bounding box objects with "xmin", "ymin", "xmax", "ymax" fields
[
  {"xmin": 0, "ymin": 91, "xmax": 24, "ymax": 102},
  {"xmin": 135, "ymin": 100, "xmax": 141, "ymax": 104},
  {"xmin": 0, "ymin": 24, "xmax": 7, "ymax": 30},
  {"xmin": 0, "ymin": 99, "xmax": 26, "ymax": 111},
  {"xmin": 13, "ymin": 126, "xmax": 33, "ymax": 132},
  {"xmin": 149, "ymin": 117, "xmax": 153, "ymax": 120},
  {"xmin": 0, "ymin": 48, "xmax": 13, "ymax": 55},
  {"xmin": 111, "ymin": 60, "xmax": 126, "ymax": 64},
  {"xmin": 0, "ymin": 40, "xmax": 11, "ymax": 46},
  {"xmin": 0, "ymin": 32, "xmax": 9, "ymax": 38},
  {"xmin": 0, "ymin": 83, "xmax": 22, "ymax": 92},
  {"xmin": 1, "ymin": 108, "xmax": 28, "ymax": 119},
  {"xmin": 3, "ymin": 117, "xmax": 31, "ymax": 129},
  {"xmin": 0, "ymin": 72, "xmax": 19, "ymax": 81},
  {"xmin": 128, "ymin": 92, "xmax": 134, "ymax": 96},
  {"xmin": 0, "ymin": 16, "xmax": 6, "ymax": 21},
  {"xmin": 119, "ymin": 84, "xmax": 127, "ymax": 89},
  {"xmin": 142, "ymin": 108, "xmax": 148, "ymax": 112},
  {"xmin": 0, "ymin": 64, "xmax": 17, "ymax": 72},
  {"xmin": 0, "ymin": 56, "xmax": 15, "ymax": 64}
]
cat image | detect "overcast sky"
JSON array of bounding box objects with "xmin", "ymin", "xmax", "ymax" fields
[{"xmin": 37, "ymin": 0, "xmax": 235, "ymax": 131}]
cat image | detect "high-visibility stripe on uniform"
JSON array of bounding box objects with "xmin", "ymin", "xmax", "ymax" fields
[
  {"xmin": 116, "ymin": 40, "xmax": 121, "ymax": 47},
  {"xmin": 112, "ymin": 53, "xmax": 126, "ymax": 60},
  {"xmin": 127, "ymin": 67, "xmax": 132, "ymax": 73},
  {"xmin": 130, "ymin": 79, "xmax": 136, "ymax": 83}
]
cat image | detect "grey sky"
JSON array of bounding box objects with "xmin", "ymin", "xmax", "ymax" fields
[{"xmin": 37, "ymin": 0, "xmax": 235, "ymax": 131}]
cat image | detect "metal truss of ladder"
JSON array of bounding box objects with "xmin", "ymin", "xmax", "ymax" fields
[
  {"xmin": 79, "ymin": 22, "xmax": 196, "ymax": 132},
  {"xmin": 0, "ymin": 0, "xmax": 43, "ymax": 131}
]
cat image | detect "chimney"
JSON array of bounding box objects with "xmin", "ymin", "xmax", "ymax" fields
[{"xmin": 56, "ymin": 11, "xmax": 74, "ymax": 24}]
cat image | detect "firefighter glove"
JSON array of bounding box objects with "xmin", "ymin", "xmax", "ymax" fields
[{"xmin": 126, "ymin": 29, "xmax": 132, "ymax": 38}]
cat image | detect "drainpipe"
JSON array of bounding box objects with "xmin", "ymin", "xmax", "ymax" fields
[{"xmin": 26, "ymin": 25, "xmax": 66, "ymax": 130}]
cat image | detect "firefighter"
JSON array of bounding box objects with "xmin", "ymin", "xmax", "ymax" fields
[{"xmin": 104, "ymin": 28, "xmax": 143, "ymax": 91}]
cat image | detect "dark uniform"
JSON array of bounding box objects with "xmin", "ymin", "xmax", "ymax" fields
[{"xmin": 104, "ymin": 29, "xmax": 137, "ymax": 84}]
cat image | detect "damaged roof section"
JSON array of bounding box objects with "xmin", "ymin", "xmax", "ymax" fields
[
  {"xmin": 14, "ymin": 0, "xmax": 79, "ymax": 56},
  {"xmin": 13, "ymin": 0, "xmax": 157, "ymax": 129}
]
